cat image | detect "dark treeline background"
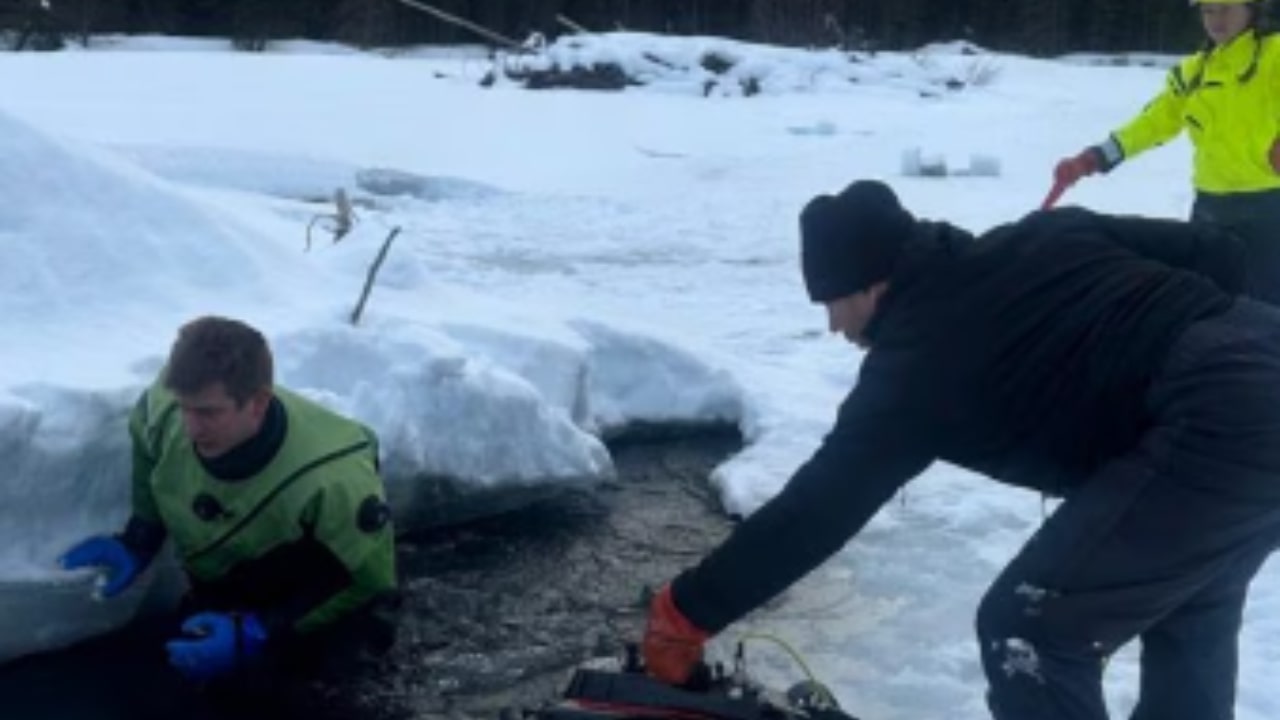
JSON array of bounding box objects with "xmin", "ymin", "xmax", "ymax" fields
[{"xmin": 0, "ymin": 0, "xmax": 1243, "ymax": 55}]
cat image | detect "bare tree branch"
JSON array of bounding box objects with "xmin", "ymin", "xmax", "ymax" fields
[
  {"xmin": 390, "ymin": 0, "xmax": 527, "ymax": 52},
  {"xmin": 556, "ymin": 14, "xmax": 590, "ymax": 34},
  {"xmin": 350, "ymin": 226, "xmax": 402, "ymax": 326},
  {"xmin": 306, "ymin": 188, "xmax": 357, "ymax": 251}
]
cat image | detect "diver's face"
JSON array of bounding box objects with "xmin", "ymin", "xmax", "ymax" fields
[{"xmin": 177, "ymin": 383, "xmax": 269, "ymax": 458}]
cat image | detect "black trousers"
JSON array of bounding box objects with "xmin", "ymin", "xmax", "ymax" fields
[
  {"xmin": 1193, "ymin": 190, "xmax": 1280, "ymax": 306},
  {"xmin": 977, "ymin": 300, "xmax": 1280, "ymax": 720}
]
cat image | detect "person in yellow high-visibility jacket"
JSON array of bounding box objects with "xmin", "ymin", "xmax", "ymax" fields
[{"xmin": 1054, "ymin": 0, "xmax": 1280, "ymax": 304}]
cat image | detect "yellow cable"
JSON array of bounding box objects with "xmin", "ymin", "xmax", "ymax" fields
[{"xmin": 733, "ymin": 632, "xmax": 838, "ymax": 706}]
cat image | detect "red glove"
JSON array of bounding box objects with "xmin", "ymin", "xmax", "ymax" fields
[
  {"xmin": 1053, "ymin": 148, "xmax": 1100, "ymax": 187},
  {"xmin": 642, "ymin": 583, "xmax": 710, "ymax": 685},
  {"xmin": 1269, "ymin": 139, "xmax": 1280, "ymax": 174}
]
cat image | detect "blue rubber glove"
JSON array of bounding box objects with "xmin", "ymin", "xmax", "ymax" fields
[
  {"xmin": 165, "ymin": 612, "xmax": 269, "ymax": 683},
  {"xmin": 59, "ymin": 536, "xmax": 140, "ymax": 599}
]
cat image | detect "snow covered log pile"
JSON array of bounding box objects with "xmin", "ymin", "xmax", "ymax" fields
[{"xmin": 483, "ymin": 33, "xmax": 996, "ymax": 98}]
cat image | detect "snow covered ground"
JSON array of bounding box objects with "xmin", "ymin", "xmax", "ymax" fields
[{"xmin": 0, "ymin": 33, "xmax": 1274, "ymax": 718}]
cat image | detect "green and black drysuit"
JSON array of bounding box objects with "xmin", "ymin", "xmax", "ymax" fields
[{"xmin": 121, "ymin": 379, "xmax": 397, "ymax": 642}]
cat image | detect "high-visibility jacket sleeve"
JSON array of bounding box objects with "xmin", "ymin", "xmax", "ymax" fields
[{"xmin": 1111, "ymin": 61, "xmax": 1195, "ymax": 161}]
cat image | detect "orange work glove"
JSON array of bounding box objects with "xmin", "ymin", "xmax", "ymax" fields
[
  {"xmin": 1269, "ymin": 139, "xmax": 1280, "ymax": 174},
  {"xmin": 642, "ymin": 583, "xmax": 710, "ymax": 685},
  {"xmin": 1053, "ymin": 148, "xmax": 1101, "ymax": 188}
]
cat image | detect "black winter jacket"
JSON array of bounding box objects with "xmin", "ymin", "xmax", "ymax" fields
[{"xmin": 673, "ymin": 207, "xmax": 1245, "ymax": 633}]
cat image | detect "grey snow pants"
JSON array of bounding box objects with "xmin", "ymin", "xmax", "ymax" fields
[{"xmin": 976, "ymin": 299, "xmax": 1280, "ymax": 720}]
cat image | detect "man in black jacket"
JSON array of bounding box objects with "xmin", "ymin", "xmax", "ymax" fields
[{"xmin": 643, "ymin": 180, "xmax": 1280, "ymax": 720}]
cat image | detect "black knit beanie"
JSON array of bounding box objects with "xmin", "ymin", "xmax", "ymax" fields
[{"xmin": 800, "ymin": 180, "xmax": 915, "ymax": 302}]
